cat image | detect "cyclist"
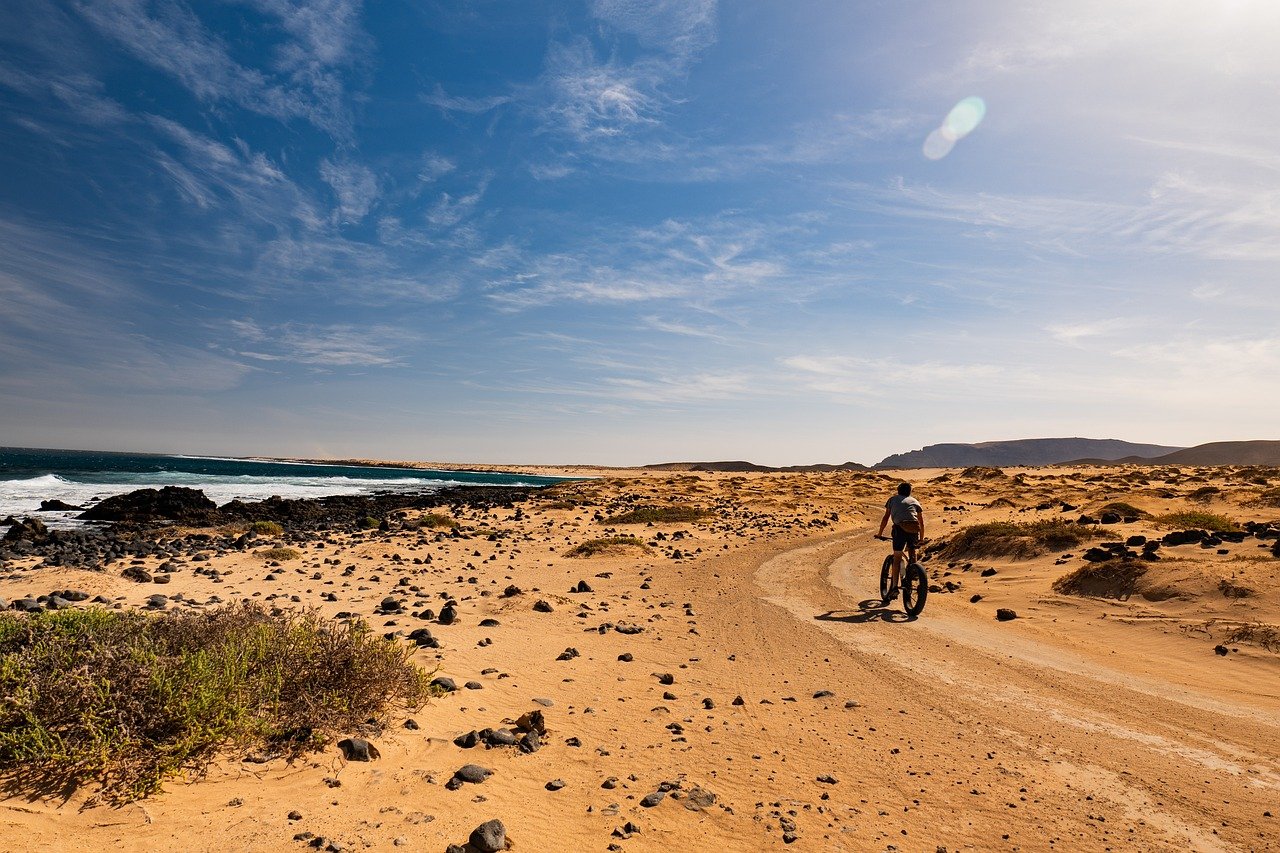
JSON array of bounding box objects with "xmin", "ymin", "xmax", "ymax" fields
[{"xmin": 877, "ymin": 482, "xmax": 924, "ymax": 596}]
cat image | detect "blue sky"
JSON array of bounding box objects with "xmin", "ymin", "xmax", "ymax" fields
[{"xmin": 1, "ymin": 1, "xmax": 1277, "ymax": 465}]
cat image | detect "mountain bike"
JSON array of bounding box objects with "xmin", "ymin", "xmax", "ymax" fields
[{"xmin": 875, "ymin": 534, "xmax": 928, "ymax": 617}]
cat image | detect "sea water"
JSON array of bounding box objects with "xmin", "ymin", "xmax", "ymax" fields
[{"xmin": 0, "ymin": 447, "xmax": 568, "ymax": 528}]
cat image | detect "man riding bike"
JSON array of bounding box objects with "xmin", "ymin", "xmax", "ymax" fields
[{"xmin": 877, "ymin": 482, "xmax": 924, "ymax": 597}]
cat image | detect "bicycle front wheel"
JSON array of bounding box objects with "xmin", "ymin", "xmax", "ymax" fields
[
  {"xmin": 902, "ymin": 562, "xmax": 928, "ymax": 617},
  {"xmin": 880, "ymin": 555, "xmax": 894, "ymax": 603}
]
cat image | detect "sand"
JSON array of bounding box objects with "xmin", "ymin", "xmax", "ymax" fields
[{"xmin": 2, "ymin": 464, "xmax": 1278, "ymax": 851}]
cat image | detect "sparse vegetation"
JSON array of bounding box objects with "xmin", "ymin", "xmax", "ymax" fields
[
  {"xmin": 0, "ymin": 603, "xmax": 429, "ymax": 803},
  {"xmin": 539, "ymin": 501, "xmax": 578, "ymax": 511},
  {"xmin": 249, "ymin": 520, "xmax": 284, "ymax": 536},
  {"xmin": 1188, "ymin": 486, "xmax": 1222, "ymax": 503},
  {"xmin": 602, "ymin": 506, "xmax": 710, "ymax": 525},
  {"xmin": 258, "ymin": 547, "xmax": 301, "ymax": 561},
  {"xmin": 1217, "ymin": 578, "xmax": 1255, "ymax": 599},
  {"xmin": 1225, "ymin": 623, "xmax": 1280, "ymax": 653},
  {"xmin": 417, "ymin": 512, "xmax": 458, "ymax": 529},
  {"xmin": 1255, "ymin": 487, "xmax": 1280, "ymax": 507},
  {"xmin": 1153, "ymin": 511, "xmax": 1240, "ymax": 533},
  {"xmin": 939, "ymin": 520, "xmax": 1098, "ymax": 560},
  {"xmin": 1052, "ymin": 559, "xmax": 1148, "ymax": 599},
  {"xmin": 564, "ymin": 536, "xmax": 649, "ymax": 557},
  {"xmin": 359, "ymin": 516, "xmax": 381, "ymax": 529},
  {"xmin": 1096, "ymin": 501, "xmax": 1148, "ymax": 518}
]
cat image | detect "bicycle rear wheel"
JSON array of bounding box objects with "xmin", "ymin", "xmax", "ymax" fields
[
  {"xmin": 902, "ymin": 562, "xmax": 928, "ymax": 617},
  {"xmin": 879, "ymin": 555, "xmax": 894, "ymax": 603}
]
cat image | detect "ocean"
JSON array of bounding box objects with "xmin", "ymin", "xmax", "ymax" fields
[{"xmin": 0, "ymin": 447, "xmax": 569, "ymax": 528}]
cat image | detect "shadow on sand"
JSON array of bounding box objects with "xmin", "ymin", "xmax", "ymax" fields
[{"xmin": 815, "ymin": 599, "xmax": 916, "ymax": 625}]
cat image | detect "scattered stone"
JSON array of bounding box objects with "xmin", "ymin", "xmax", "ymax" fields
[
  {"xmin": 337, "ymin": 738, "xmax": 380, "ymax": 761},
  {"xmin": 468, "ymin": 819, "xmax": 507, "ymax": 853},
  {"xmin": 996, "ymin": 608, "xmax": 1018, "ymax": 622},
  {"xmin": 641, "ymin": 791, "xmax": 666, "ymax": 807}
]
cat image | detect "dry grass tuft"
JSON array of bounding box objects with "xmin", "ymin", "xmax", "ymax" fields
[
  {"xmin": 1225, "ymin": 623, "xmax": 1280, "ymax": 652},
  {"xmin": 1217, "ymin": 578, "xmax": 1255, "ymax": 599},
  {"xmin": 602, "ymin": 506, "xmax": 709, "ymax": 525},
  {"xmin": 1052, "ymin": 559, "xmax": 1148, "ymax": 599},
  {"xmin": 564, "ymin": 536, "xmax": 649, "ymax": 557},
  {"xmin": 939, "ymin": 520, "xmax": 1098, "ymax": 560},
  {"xmin": 1154, "ymin": 511, "xmax": 1240, "ymax": 533},
  {"xmin": 258, "ymin": 547, "xmax": 301, "ymax": 561},
  {"xmin": 0, "ymin": 603, "xmax": 429, "ymax": 804},
  {"xmin": 249, "ymin": 520, "xmax": 284, "ymax": 536}
]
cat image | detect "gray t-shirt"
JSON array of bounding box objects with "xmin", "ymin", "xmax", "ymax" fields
[{"xmin": 886, "ymin": 495, "xmax": 922, "ymax": 525}]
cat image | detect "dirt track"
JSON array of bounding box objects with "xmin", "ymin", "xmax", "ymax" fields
[{"xmin": 741, "ymin": 529, "xmax": 1280, "ymax": 851}]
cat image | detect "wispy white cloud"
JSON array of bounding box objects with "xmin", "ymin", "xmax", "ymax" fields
[
  {"xmin": 420, "ymin": 84, "xmax": 512, "ymax": 114},
  {"xmin": 589, "ymin": 0, "xmax": 716, "ymax": 62},
  {"xmin": 320, "ymin": 158, "xmax": 379, "ymax": 223},
  {"xmin": 76, "ymin": 0, "xmax": 365, "ymax": 135},
  {"xmin": 417, "ymin": 152, "xmax": 457, "ymax": 182},
  {"xmin": 230, "ymin": 319, "xmax": 407, "ymax": 367}
]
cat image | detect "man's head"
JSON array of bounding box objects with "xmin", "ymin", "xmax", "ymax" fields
[{"xmin": 897, "ymin": 482, "xmax": 912, "ymax": 496}]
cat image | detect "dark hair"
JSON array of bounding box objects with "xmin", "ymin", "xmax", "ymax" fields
[{"xmin": 897, "ymin": 482, "xmax": 912, "ymax": 496}]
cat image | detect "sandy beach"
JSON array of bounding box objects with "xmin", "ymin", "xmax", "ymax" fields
[{"xmin": 2, "ymin": 464, "xmax": 1278, "ymax": 851}]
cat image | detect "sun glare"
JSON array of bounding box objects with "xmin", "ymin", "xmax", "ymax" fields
[{"xmin": 924, "ymin": 95, "xmax": 986, "ymax": 160}]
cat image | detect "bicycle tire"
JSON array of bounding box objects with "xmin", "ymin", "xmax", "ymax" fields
[
  {"xmin": 879, "ymin": 554, "xmax": 894, "ymax": 603},
  {"xmin": 902, "ymin": 562, "xmax": 928, "ymax": 617}
]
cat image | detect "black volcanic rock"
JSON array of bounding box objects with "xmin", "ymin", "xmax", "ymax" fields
[
  {"xmin": 79, "ymin": 486, "xmax": 220, "ymax": 524},
  {"xmin": 38, "ymin": 499, "xmax": 84, "ymax": 511},
  {"xmin": 875, "ymin": 438, "xmax": 1185, "ymax": 469}
]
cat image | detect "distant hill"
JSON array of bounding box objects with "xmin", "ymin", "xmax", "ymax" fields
[
  {"xmin": 874, "ymin": 438, "xmax": 1185, "ymax": 469},
  {"xmin": 644, "ymin": 461, "xmax": 870, "ymax": 473},
  {"xmin": 1141, "ymin": 441, "xmax": 1280, "ymax": 466}
]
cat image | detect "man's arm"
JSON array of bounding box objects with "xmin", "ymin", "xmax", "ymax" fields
[
  {"xmin": 917, "ymin": 508, "xmax": 925, "ymax": 539},
  {"xmin": 877, "ymin": 508, "xmax": 891, "ymax": 536}
]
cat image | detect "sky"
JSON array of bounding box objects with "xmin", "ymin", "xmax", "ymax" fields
[{"xmin": 1, "ymin": 0, "xmax": 1277, "ymax": 466}]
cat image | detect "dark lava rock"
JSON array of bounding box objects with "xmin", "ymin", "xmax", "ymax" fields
[
  {"xmin": 484, "ymin": 728, "xmax": 518, "ymax": 747},
  {"xmin": 38, "ymin": 499, "xmax": 84, "ymax": 512},
  {"xmin": 518, "ymin": 730, "xmax": 542, "ymax": 753},
  {"xmin": 617, "ymin": 652, "xmax": 634, "ymax": 662},
  {"xmin": 1100, "ymin": 512, "xmax": 1122, "ymax": 524},
  {"xmin": 1214, "ymin": 644, "xmax": 1229, "ymax": 656},
  {"xmin": 1163, "ymin": 529, "xmax": 1207, "ymax": 546},
  {"xmin": 452, "ymin": 764, "xmax": 492, "ymax": 785},
  {"xmin": 3, "ymin": 517, "xmax": 48, "ymax": 542},
  {"xmin": 980, "ymin": 567, "xmax": 997, "ymax": 577},
  {"xmin": 546, "ymin": 779, "xmax": 566, "ymax": 791},
  {"xmin": 431, "ymin": 676, "xmax": 458, "ymax": 693},
  {"xmin": 479, "ymin": 618, "xmax": 500, "ymax": 627},
  {"xmin": 468, "ymin": 819, "xmax": 507, "ymax": 853},
  {"xmin": 337, "ymin": 738, "xmax": 380, "ymax": 761},
  {"xmin": 80, "ymin": 486, "xmax": 220, "ymax": 524},
  {"xmin": 970, "ymin": 594, "xmax": 983, "ymax": 603},
  {"xmin": 816, "ymin": 774, "xmax": 839, "ymax": 784},
  {"xmin": 532, "ymin": 599, "xmax": 553, "ymax": 613},
  {"xmin": 438, "ymin": 603, "xmax": 458, "ymax": 624},
  {"xmin": 996, "ymin": 608, "xmax": 1018, "ymax": 621},
  {"xmin": 454, "ymin": 730, "xmax": 480, "ymax": 749},
  {"xmin": 122, "ymin": 566, "xmax": 153, "ymax": 583},
  {"xmin": 1082, "ymin": 547, "xmax": 1113, "ymax": 563},
  {"xmin": 641, "ymin": 791, "xmax": 665, "ymax": 807},
  {"xmin": 573, "ymin": 580, "xmax": 593, "ymax": 593}
]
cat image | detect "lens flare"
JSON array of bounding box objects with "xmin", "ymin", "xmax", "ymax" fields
[{"xmin": 923, "ymin": 95, "xmax": 986, "ymax": 160}]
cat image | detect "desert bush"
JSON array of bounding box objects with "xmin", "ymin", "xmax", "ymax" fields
[
  {"xmin": 1225, "ymin": 623, "xmax": 1280, "ymax": 652},
  {"xmin": 1255, "ymin": 487, "xmax": 1280, "ymax": 508},
  {"xmin": 1052, "ymin": 559, "xmax": 1148, "ymax": 599},
  {"xmin": 359, "ymin": 516, "xmax": 381, "ymax": 529},
  {"xmin": 1154, "ymin": 511, "xmax": 1240, "ymax": 533},
  {"xmin": 0, "ymin": 603, "xmax": 429, "ymax": 803},
  {"xmin": 418, "ymin": 513, "xmax": 458, "ymax": 529},
  {"xmin": 539, "ymin": 501, "xmax": 578, "ymax": 511},
  {"xmin": 939, "ymin": 520, "xmax": 1097, "ymax": 560},
  {"xmin": 564, "ymin": 536, "xmax": 648, "ymax": 557},
  {"xmin": 1096, "ymin": 501, "xmax": 1148, "ymax": 518},
  {"xmin": 1217, "ymin": 578, "xmax": 1255, "ymax": 599},
  {"xmin": 1188, "ymin": 486, "xmax": 1222, "ymax": 503},
  {"xmin": 258, "ymin": 547, "xmax": 301, "ymax": 561},
  {"xmin": 602, "ymin": 506, "xmax": 709, "ymax": 525},
  {"xmin": 249, "ymin": 520, "xmax": 284, "ymax": 536}
]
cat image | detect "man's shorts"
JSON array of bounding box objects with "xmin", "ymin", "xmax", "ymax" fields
[{"xmin": 891, "ymin": 524, "xmax": 918, "ymax": 552}]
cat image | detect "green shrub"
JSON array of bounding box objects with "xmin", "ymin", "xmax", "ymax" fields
[
  {"xmin": 939, "ymin": 520, "xmax": 1097, "ymax": 560},
  {"xmin": 359, "ymin": 516, "xmax": 381, "ymax": 530},
  {"xmin": 0, "ymin": 603, "xmax": 429, "ymax": 803},
  {"xmin": 418, "ymin": 513, "xmax": 458, "ymax": 529},
  {"xmin": 249, "ymin": 520, "xmax": 284, "ymax": 536},
  {"xmin": 1154, "ymin": 511, "xmax": 1240, "ymax": 533},
  {"xmin": 565, "ymin": 536, "xmax": 648, "ymax": 557},
  {"xmin": 1052, "ymin": 559, "xmax": 1147, "ymax": 598},
  {"xmin": 602, "ymin": 506, "xmax": 709, "ymax": 525},
  {"xmin": 258, "ymin": 547, "xmax": 301, "ymax": 561}
]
